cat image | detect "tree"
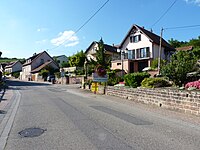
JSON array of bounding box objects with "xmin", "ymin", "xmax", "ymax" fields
[
  {"xmin": 161, "ymin": 50, "xmax": 197, "ymax": 86},
  {"xmin": 0, "ymin": 51, "xmax": 2, "ymax": 58},
  {"xmin": 68, "ymin": 50, "xmax": 86, "ymax": 67},
  {"xmin": 61, "ymin": 61, "xmax": 70, "ymax": 68},
  {"xmin": 95, "ymin": 38, "xmax": 110, "ymax": 68}
]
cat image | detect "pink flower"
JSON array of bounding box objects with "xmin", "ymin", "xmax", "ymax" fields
[{"xmin": 185, "ymin": 80, "xmax": 200, "ymax": 89}]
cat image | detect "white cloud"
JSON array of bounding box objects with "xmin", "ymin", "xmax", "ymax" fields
[
  {"xmin": 37, "ymin": 28, "xmax": 48, "ymax": 32},
  {"xmin": 35, "ymin": 39, "xmax": 47, "ymax": 44},
  {"xmin": 51, "ymin": 30, "xmax": 79, "ymax": 47},
  {"xmin": 185, "ymin": 0, "xmax": 200, "ymax": 6}
]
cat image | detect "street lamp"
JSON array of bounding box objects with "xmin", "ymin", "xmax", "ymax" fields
[{"xmin": 117, "ymin": 49, "xmax": 127, "ymax": 76}]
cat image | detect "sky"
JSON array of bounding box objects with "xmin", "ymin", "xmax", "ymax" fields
[{"xmin": 0, "ymin": 0, "xmax": 200, "ymax": 59}]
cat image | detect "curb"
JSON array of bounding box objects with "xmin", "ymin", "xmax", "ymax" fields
[{"xmin": 0, "ymin": 90, "xmax": 21, "ymax": 150}]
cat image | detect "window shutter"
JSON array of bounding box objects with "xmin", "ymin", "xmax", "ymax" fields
[{"xmin": 139, "ymin": 35, "xmax": 141, "ymax": 41}]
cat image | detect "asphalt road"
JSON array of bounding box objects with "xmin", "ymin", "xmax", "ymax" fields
[{"xmin": 2, "ymin": 80, "xmax": 200, "ymax": 150}]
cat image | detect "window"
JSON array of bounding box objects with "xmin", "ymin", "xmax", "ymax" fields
[
  {"xmin": 117, "ymin": 63, "xmax": 121, "ymax": 66},
  {"xmin": 128, "ymin": 50, "xmax": 135, "ymax": 59},
  {"xmin": 41, "ymin": 59, "xmax": 44, "ymax": 64},
  {"xmin": 130, "ymin": 35, "xmax": 141, "ymax": 43},
  {"xmin": 136, "ymin": 47, "xmax": 150, "ymax": 58}
]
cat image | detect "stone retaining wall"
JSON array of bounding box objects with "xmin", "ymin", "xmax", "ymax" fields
[{"xmin": 106, "ymin": 86, "xmax": 200, "ymax": 116}]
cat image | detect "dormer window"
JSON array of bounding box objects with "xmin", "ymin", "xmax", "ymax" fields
[{"xmin": 130, "ymin": 35, "xmax": 141, "ymax": 43}]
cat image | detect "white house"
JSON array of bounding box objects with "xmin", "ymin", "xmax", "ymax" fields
[
  {"xmin": 20, "ymin": 51, "xmax": 59, "ymax": 81},
  {"xmin": 111, "ymin": 24, "xmax": 175, "ymax": 73},
  {"xmin": 85, "ymin": 41, "xmax": 120, "ymax": 62},
  {"xmin": 5, "ymin": 61, "xmax": 22, "ymax": 73},
  {"xmin": 54, "ymin": 55, "xmax": 68, "ymax": 67}
]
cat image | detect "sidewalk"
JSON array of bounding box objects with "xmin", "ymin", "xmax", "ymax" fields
[{"xmin": 0, "ymin": 88, "xmax": 14, "ymax": 113}]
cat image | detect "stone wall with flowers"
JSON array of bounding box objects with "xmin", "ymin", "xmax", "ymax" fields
[{"xmin": 106, "ymin": 86, "xmax": 200, "ymax": 116}]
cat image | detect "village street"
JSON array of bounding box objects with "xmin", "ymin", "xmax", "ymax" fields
[{"xmin": 0, "ymin": 80, "xmax": 200, "ymax": 150}]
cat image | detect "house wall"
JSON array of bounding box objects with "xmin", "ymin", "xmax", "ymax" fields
[
  {"xmin": 86, "ymin": 42, "xmax": 120, "ymax": 61},
  {"xmin": 5, "ymin": 68, "xmax": 12, "ymax": 73},
  {"xmin": 31, "ymin": 52, "xmax": 53, "ymax": 70},
  {"xmin": 5, "ymin": 61, "xmax": 22, "ymax": 73},
  {"xmin": 121, "ymin": 31, "xmax": 153, "ymax": 57},
  {"xmin": 86, "ymin": 43, "xmax": 98, "ymax": 61},
  {"xmin": 111, "ymin": 59, "xmax": 129, "ymax": 73},
  {"xmin": 21, "ymin": 65, "xmax": 32, "ymax": 80},
  {"xmin": 57, "ymin": 55, "xmax": 68, "ymax": 67},
  {"xmin": 57, "ymin": 55, "xmax": 68, "ymax": 63},
  {"xmin": 12, "ymin": 61, "xmax": 22, "ymax": 72},
  {"xmin": 152, "ymin": 44, "xmax": 165, "ymax": 59}
]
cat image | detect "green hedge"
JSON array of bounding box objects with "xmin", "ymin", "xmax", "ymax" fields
[
  {"xmin": 141, "ymin": 77, "xmax": 172, "ymax": 88},
  {"xmin": 107, "ymin": 70, "xmax": 123, "ymax": 86},
  {"xmin": 124, "ymin": 72, "xmax": 150, "ymax": 88}
]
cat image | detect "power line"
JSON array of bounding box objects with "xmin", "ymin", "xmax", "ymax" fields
[
  {"xmin": 164, "ymin": 24, "xmax": 200, "ymax": 30},
  {"xmin": 151, "ymin": 0, "xmax": 178, "ymax": 28},
  {"xmin": 49, "ymin": 0, "xmax": 110, "ymax": 51}
]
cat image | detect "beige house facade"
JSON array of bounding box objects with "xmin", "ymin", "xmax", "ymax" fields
[
  {"xmin": 85, "ymin": 41, "xmax": 120, "ymax": 63},
  {"xmin": 5, "ymin": 61, "xmax": 22, "ymax": 73},
  {"xmin": 111, "ymin": 24, "xmax": 175, "ymax": 73},
  {"xmin": 20, "ymin": 51, "xmax": 59, "ymax": 81}
]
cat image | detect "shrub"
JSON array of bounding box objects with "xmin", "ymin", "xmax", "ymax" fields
[
  {"xmin": 39, "ymin": 69, "xmax": 49, "ymax": 80},
  {"xmin": 54, "ymin": 72, "xmax": 61, "ymax": 79},
  {"xmin": 124, "ymin": 72, "xmax": 150, "ymax": 88},
  {"xmin": 141, "ymin": 77, "xmax": 172, "ymax": 88},
  {"xmin": 12, "ymin": 72, "xmax": 20, "ymax": 78},
  {"xmin": 107, "ymin": 70, "xmax": 123, "ymax": 86},
  {"xmin": 4, "ymin": 72, "xmax": 10, "ymax": 76},
  {"xmin": 185, "ymin": 80, "xmax": 200, "ymax": 89}
]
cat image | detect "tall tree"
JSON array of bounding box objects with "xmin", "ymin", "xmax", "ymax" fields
[{"xmin": 95, "ymin": 38, "xmax": 110, "ymax": 68}]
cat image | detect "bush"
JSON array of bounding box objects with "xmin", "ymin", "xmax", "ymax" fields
[
  {"xmin": 55, "ymin": 72, "xmax": 61, "ymax": 79},
  {"xmin": 185, "ymin": 80, "xmax": 200, "ymax": 89},
  {"xmin": 39, "ymin": 69, "xmax": 49, "ymax": 80},
  {"xmin": 124, "ymin": 72, "xmax": 150, "ymax": 88},
  {"xmin": 141, "ymin": 77, "xmax": 172, "ymax": 88},
  {"xmin": 107, "ymin": 70, "xmax": 124, "ymax": 86},
  {"xmin": 12, "ymin": 72, "xmax": 20, "ymax": 78}
]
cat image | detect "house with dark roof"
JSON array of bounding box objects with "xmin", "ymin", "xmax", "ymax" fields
[
  {"xmin": 111, "ymin": 24, "xmax": 175, "ymax": 73},
  {"xmin": 53, "ymin": 55, "xmax": 68, "ymax": 67},
  {"xmin": 20, "ymin": 51, "xmax": 59, "ymax": 81},
  {"xmin": 5, "ymin": 61, "xmax": 22, "ymax": 74},
  {"xmin": 85, "ymin": 41, "xmax": 120, "ymax": 62}
]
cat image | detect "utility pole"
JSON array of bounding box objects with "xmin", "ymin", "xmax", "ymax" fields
[{"xmin": 158, "ymin": 28, "xmax": 164, "ymax": 75}]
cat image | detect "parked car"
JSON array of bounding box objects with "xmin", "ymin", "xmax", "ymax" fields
[{"xmin": 47, "ymin": 75, "xmax": 55, "ymax": 82}]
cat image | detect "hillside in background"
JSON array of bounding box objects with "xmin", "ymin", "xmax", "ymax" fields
[
  {"xmin": 0, "ymin": 57, "xmax": 25, "ymax": 64},
  {"xmin": 168, "ymin": 36, "xmax": 200, "ymax": 49}
]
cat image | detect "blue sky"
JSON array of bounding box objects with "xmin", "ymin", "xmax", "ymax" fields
[{"xmin": 0, "ymin": 0, "xmax": 200, "ymax": 59}]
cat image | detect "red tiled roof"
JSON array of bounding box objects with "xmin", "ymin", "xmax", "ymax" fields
[{"xmin": 176, "ymin": 46, "xmax": 193, "ymax": 51}]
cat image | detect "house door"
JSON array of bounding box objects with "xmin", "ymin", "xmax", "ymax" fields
[
  {"xmin": 32, "ymin": 75, "xmax": 35, "ymax": 81},
  {"xmin": 129, "ymin": 62, "xmax": 134, "ymax": 73},
  {"xmin": 138, "ymin": 61, "xmax": 148, "ymax": 72}
]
